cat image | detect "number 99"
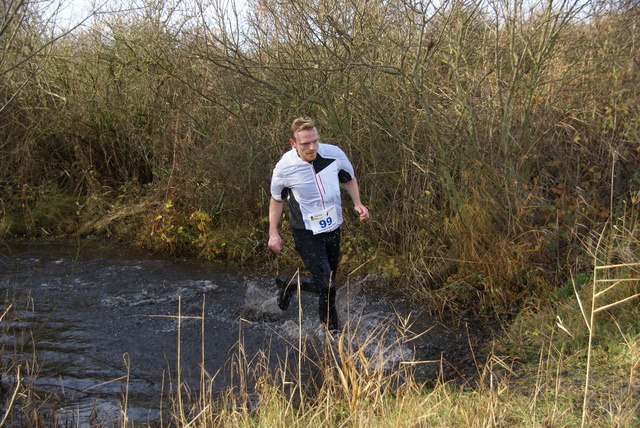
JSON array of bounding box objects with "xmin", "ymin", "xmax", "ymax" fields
[{"xmin": 319, "ymin": 217, "xmax": 333, "ymax": 229}]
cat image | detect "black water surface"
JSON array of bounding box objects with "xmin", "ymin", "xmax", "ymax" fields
[{"xmin": 0, "ymin": 239, "xmax": 494, "ymax": 425}]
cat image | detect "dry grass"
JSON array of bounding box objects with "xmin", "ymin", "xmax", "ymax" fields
[
  {"xmin": 164, "ymin": 264, "xmax": 637, "ymax": 428},
  {"xmin": 1, "ymin": 289, "xmax": 637, "ymax": 427},
  {"xmin": 158, "ymin": 218, "xmax": 638, "ymax": 427},
  {"xmin": 1, "ymin": 219, "xmax": 638, "ymax": 426}
]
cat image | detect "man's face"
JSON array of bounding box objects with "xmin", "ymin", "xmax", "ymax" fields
[{"xmin": 291, "ymin": 128, "xmax": 319, "ymax": 162}]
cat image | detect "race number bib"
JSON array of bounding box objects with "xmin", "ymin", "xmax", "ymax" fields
[{"xmin": 308, "ymin": 205, "xmax": 337, "ymax": 234}]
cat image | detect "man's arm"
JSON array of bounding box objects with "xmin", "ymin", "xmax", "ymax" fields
[
  {"xmin": 268, "ymin": 198, "xmax": 284, "ymax": 252},
  {"xmin": 342, "ymin": 178, "xmax": 370, "ymax": 221}
]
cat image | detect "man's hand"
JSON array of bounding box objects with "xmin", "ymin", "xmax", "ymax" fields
[
  {"xmin": 268, "ymin": 198, "xmax": 285, "ymax": 252},
  {"xmin": 343, "ymin": 178, "xmax": 370, "ymax": 222},
  {"xmin": 354, "ymin": 204, "xmax": 370, "ymax": 221},
  {"xmin": 268, "ymin": 232, "xmax": 282, "ymax": 252}
]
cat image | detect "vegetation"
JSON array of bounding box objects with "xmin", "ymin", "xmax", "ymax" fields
[
  {"xmin": 0, "ymin": 0, "xmax": 638, "ymax": 425},
  {"xmin": 1, "ymin": 228, "xmax": 637, "ymax": 426},
  {"xmin": 1, "ymin": 0, "xmax": 639, "ymax": 314}
]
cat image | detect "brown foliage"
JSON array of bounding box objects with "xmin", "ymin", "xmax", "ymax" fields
[{"xmin": 1, "ymin": 0, "xmax": 639, "ymax": 316}]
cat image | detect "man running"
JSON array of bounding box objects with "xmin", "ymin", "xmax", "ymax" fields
[{"xmin": 268, "ymin": 117, "xmax": 370, "ymax": 331}]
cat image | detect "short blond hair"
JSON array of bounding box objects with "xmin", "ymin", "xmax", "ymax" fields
[{"xmin": 290, "ymin": 117, "xmax": 316, "ymax": 139}]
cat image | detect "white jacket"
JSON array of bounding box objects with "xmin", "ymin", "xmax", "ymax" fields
[{"xmin": 270, "ymin": 143, "xmax": 355, "ymax": 232}]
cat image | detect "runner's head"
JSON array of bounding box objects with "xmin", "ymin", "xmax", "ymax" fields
[
  {"xmin": 290, "ymin": 117, "xmax": 316, "ymax": 139},
  {"xmin": 290, "ymin": 117, "xmax": 319, "ymax": 162}
]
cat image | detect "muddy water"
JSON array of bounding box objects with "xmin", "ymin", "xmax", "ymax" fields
[{"xmin": 0, "ymin": 239, "xmax": 494, "ymax": 425}]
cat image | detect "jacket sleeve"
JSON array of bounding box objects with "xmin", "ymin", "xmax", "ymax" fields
[
  {"xmin": 336, "ymin": 148, "xmax": 355, "ymax": 183},
  {"xmin": 270, "ymin": 162, "xmax": 288, "ymax": 202}
]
